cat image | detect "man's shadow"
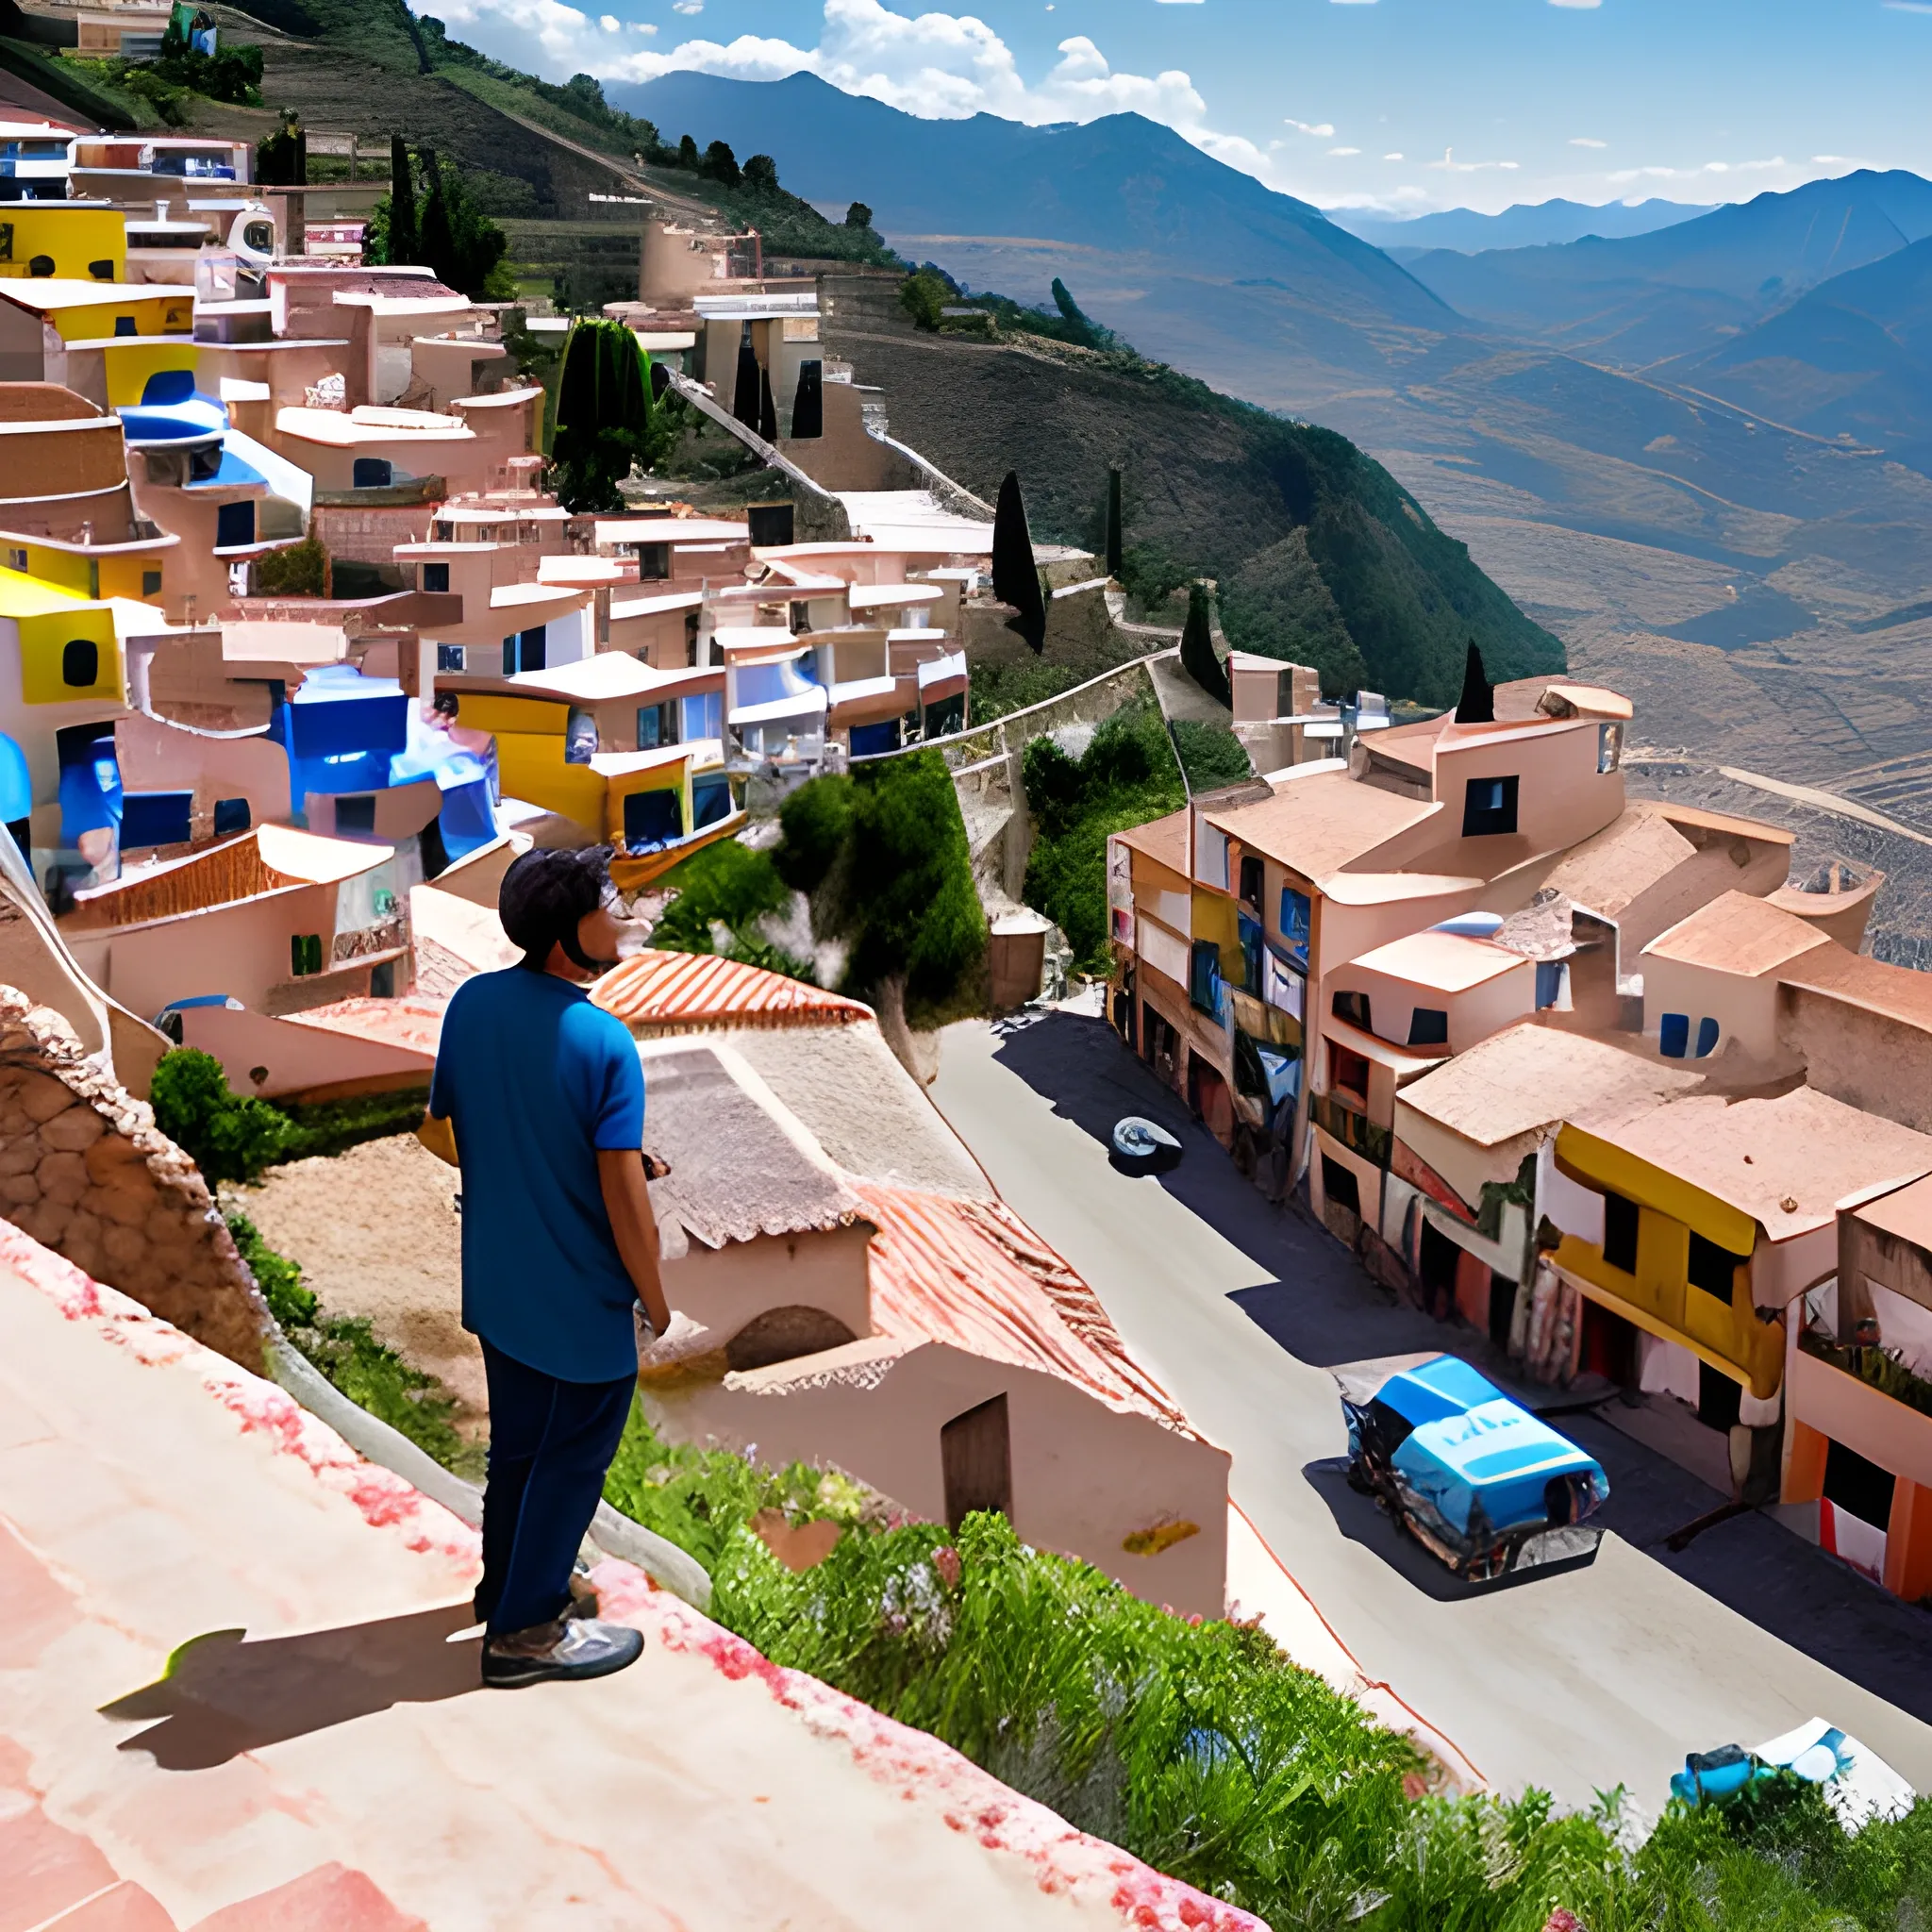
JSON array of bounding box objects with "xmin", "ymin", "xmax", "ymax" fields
[{"xmin": 102, "ymin": 1601, "xmax": 482, "ymax": 1770}]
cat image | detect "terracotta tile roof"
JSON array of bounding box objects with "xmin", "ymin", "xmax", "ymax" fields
[
  {"xmin": 593, "ymin": 950, "xmax": 872, "ymax": 1033},
  {"xmin": 855, "ymin": 1182, "xmax": 1199, "ymax": 1436},
  {"xmin": 279, "ymin": 994, "xmax": 446, "ymax": 1059}
]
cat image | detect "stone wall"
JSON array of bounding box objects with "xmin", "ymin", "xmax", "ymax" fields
[{"xmin": 0, "ymin": 987, "xmax": 269, "ymax": 1368}]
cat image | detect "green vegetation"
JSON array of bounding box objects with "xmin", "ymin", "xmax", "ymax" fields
[
  {"xmin": 549, "ymin": 317, "xmax": 673, "ymax": 510},
  {"xmin": 602, "ymin": 1404, "xmax": 1932, "ymax": 1929},
  {"xmin": 1020, "ymin": 697, "xmax": 1246, "ymax": 971},
  {"xmin": 229, "ymin": 1213, "xmax": 478, "ymax": 1477},
  {"xmin": 1802, "ymin": 1334, "xmax": 1932, "ymax": 1420},
  {"xmin": 1220, "ymin": 528, "xmax": 1368, "ymax": 698},
  {"xmin": 647, "ymin": 839, "xmax": 815, "ymax": 983},
  {"xmin": 254, "ymin": 534, "xmax": 328, "ymax": 598},
  {"xmin": 12, "ymin": 45, "xmax": 149, "ymax": 128},
  {"xmin": 151, "ymin": 1048, "xmax": 428, "ymax": 1180},
  {"xmin": 139, "ymin": 12, "xmax": 263, "ymax": 104},
  {"xmin": 152, "ymin": 1049, "xmax": 296, "ymax": 1185},
  {"xmin": 366, "ymin": 143, "xmax": 513, "ymax": 300},
  {"xmin": 776, "ymin": 756, "xmax": 986, "ymax": 1023},
  {"xmin": 914, "ymin": 268, "xmax": 1130, "ymax": 352}
]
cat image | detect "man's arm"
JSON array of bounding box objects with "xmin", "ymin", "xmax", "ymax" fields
[{"xmin": 598, "ymin": 1148, "xmax": 672, "ymax": 1336}]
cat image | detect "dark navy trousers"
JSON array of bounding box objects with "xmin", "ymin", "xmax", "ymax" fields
[{"xmin": 476, "ymin": 1339, "xmax": 634, "ymax": 1637}]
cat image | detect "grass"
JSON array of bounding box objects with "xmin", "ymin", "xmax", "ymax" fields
[
  {"xmin": 228, "ymin": 1213, "xmax": 482, "ymax": 1479},
  {"xmin": 601, "ymin": 1403, "xmax": 1932, "ymax": 1929}
]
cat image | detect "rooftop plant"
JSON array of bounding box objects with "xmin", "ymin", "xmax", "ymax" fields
[{"xmin": 601, "ymin": 1403, "xmax": 1932, "ymax": 1929}]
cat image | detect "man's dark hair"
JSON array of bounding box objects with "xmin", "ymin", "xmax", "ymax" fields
[{"xmin": 499, "ymin": 845, "xmax": 613, "ymax": 973}]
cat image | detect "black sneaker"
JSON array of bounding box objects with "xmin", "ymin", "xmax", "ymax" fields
[{"xmin": 481, "ymin": 1618, "xmax": 644, "ymax": 1690}]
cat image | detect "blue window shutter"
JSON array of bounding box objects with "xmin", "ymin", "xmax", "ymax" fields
[
  {"xmin": 1659, "ymin": 1012, "xmax": 1690, "ymax": 1058},
  {"xmin": 1694, "ymin": 1017, "xmax": 1719, "ymax": 1058}
]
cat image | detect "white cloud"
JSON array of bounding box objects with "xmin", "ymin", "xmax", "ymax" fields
[
  {"xmin": 599, "ymin": 13, "xmax": 619, "ymax": 27},
  {"xmin": 1548, "ymin": 0, "xmax": 1602, "ymax": 8},
  {"xmin": 1569, "ymin": 136, "xmax": 1606, "ymax": 148},
  {"xmin": 671, "ymin": 0, "xmax": 702, "ymax": 11},
  {"xmin": 1424, "ymin": 147, "xmax": 1519, "ymax": 173},
  {"xmin": 1605, "ymin": 155, "xmax": 1789, "ymax": 183},
  {"xmin": 1382, "ymin": 151, "xmax": 1402, "ymax": 160},
  {"xmin": 1882, "ymin": 2, "xmax": 1932, "ymax": 11},
  {"xmin": 1285, "ymin": 118, "xmax": 1335, "ymax": 137},
  {"xmin": 1327, "ymin": 146, "xmax": 1359, "ymax": 157}
]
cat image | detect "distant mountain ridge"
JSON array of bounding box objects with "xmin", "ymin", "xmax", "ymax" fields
[{"xmin": 1336, "ymin": 198, "xmax": 1714, "ymax": 257}]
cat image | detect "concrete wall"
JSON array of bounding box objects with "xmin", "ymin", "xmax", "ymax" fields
[
  {"xmin": 666, "ymin": 1339, "xmax": 1230, "ymax": 1620},
  {"xmin": 1781, "ymin": 986, "xmax": 1932, "ymax": 1135},
  {"xmin": 657, "ymin": 1223, "xmax": 875, "ymax": 1357}
]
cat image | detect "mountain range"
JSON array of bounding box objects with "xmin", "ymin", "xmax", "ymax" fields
[{"xmin": 1334, "ymin": 198, "xmax": 1714, "ymax": 258}]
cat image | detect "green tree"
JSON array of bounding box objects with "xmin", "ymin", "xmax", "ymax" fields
[
  {"xmin": 844, "ymin": 200, "xmax": 874, "ymax": 229},
  {"xmin": 254, "ymin": 533, "xmax": 327, "ymax": 597},
  {"xmin": 551, "ymin": 317, "xmax": 672, "ymax": 511},
  {"xmin": 676, "ymin": 133, "xmax": 699, "ymax": 168},
  {"xmin": 743, "ymin": 152, "xmax": 779, "ymax": 193},
  {"xmin": 370, "ymin": 145, "xmax": 511, "ymax": 300},
  {"xmin": 255, "ymin": 106, "xmax": 305, "ymax": 186},
  {"xmin": 701, "ymin": 139, "xmax": 741, "ymax": 186},
  {"xmin": 898, "ymin": 267, "xmax": 947, "ymax": 331},
  {"xmin": 384, "ymin": 134, "xmax": 418, "ymax": 265}
]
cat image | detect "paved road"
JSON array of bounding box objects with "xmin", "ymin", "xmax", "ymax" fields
[{"xmin": 932, "ymin": 1012, "xmax": 1932, "ymax": 1809}]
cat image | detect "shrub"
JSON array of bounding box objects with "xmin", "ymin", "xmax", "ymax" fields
[
  {"xmin": 1170, "ymin": 718, "xmax": 1254, "ymax": 792},
  {"xmin": 775, "ymin": 774, "xmax": 857, "ymax": 894},
  {"xmin": 648, "ymin": 839, "xmax": 813, "ymax": 981},
  {"xmin": 229, "ymin": 1214, "xmax": 477, "ymax": 1475},
  {"xmin": 1021, "ymin": 699, "xmax": 1185, "ymax": 970},
  {"xmin": 275, "ymin": 1086, "xmax": 432, "ymax": 1162},
  {"xmin": 253, "ymin": 534, "xmax": 327, "ymax": 597},
  {"xmin": 150, "ymin": 1048, "xmax": 294, "ymax": 1184},
  {"xmin": 899, "ymin": 267, "xmax": 949, "ymax": 332},
  {"xmin": 743, "ymin": 152, "xmax": 779, "ymax": 193}
]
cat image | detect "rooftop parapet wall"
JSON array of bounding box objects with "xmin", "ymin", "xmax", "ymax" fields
[{"xmin": 0, "ymin": 984, "xmax": 269, "ymax": 1365}]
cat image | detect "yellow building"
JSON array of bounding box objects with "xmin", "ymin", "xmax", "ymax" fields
[{"xmin": 0, "ymin": 207, "xmax": 126, "ymax": 284}]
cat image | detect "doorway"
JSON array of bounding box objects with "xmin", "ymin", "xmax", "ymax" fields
[{"xmin": 941, "ymin": 1393, "xmax": 1012, "ymax": 1530}]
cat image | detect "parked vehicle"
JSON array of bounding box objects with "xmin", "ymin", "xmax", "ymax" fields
[
  {"xmin": 1112, "ymin": 1115, "xmax": 1182, "ymax": 1173},
  {"xmin": 1671, "ymin": 1719, "xmax": 1913, "ymax": 1826},
  {"xmin": 1334, "ymin": 1353, "xmax": 1608, "ymax": 1582}
]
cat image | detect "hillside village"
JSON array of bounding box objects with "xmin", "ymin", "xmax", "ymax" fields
[{"xmin": 2, "ymin": 13, "xmax": 1932, "ymax": 1931}]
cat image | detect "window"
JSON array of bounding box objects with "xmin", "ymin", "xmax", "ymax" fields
[
  {"xmin": 242, "ymin": 220, "xmax": 274, "ymax": 255},
  {"xmin": 111, "ymin": 313, "xmax": 135, "ymax": 334},
  {"xmin": 636, "ymin": 541, "xmax": 670, "ymax": 581},
  {"xmin": 370, "ymin": 959, "xmax": 396, "ymax": 998},
  {"xmin": 352, "ymin": 457, "xmax": 393, "ymax": 490},
  {"xmin": 5, "ymin": 547, "xmax": 25, "ymax": 572},
  {"xmin": 1694, "ymin": 1017, "xmax": 1719, "ymax": 1058},
  {"xmin": 1824, "ymin": 1437, "xmax": 1896, "ymax": 1531},
  {"xmin": 637, "ymin": 702, "xmax": 670, "ymax": 748},
  {"xmin": 1239, "ymin": 854, "xmax": 1263, "ymax": 910},
  {"xmin": 680, "ymin": 690, "xmax": 722, "ymax": 743},
  {"xmin": 88, "ymin": 258, "xmax": 113, "ymax": 281},
  {"xmin": 142, "ymin": 569, "xmax": 161, "ymax": 596},
  {"xmin": 789, "ymin": 600, "xmax": 811, "ymax": 635},
  {"xmin": 1658, "ymin": 1011, "xmax": 1690, "ymax": 1058},
  {"xmin": 290, "ymin": 933, "xmax": 325, "ymax": 976},
  {"xmin": 120, "ymin": 790, "xmax": 191, "ymax": 848},
  {"xmin": 1407, "ymin": 1007, "xmax": 1449, "ymax": 1047},
  {"xmin": 691, "ymin": 772, "xmax": 732, "ymax": 829},
  {"xmin": 60, "ymin": 638, "xmax": 97, "ymax": 688},
  {"xmin": 1698, "ymin": 1361, "xmax": 1742, "ymax": 1433},
  {"xmin": 212, "ymin": 796, "xmax": 250, "ymax": 837},
  {"xmin": 1599, "ymin": 723, "xmax": 1624, "ymax": 774},
  {"xmin": 1321, "ymin": 1156, "xmax": 1361, "ymax": 1218},
  {"xmin": 1462, "ymin": 774, "xmax": 1519, "ymax": 836},
  {"xmin": 334, "ymin": 794, "xmax": 375, "ymax": 835},
  {"xmin": 501, "ymin": 627, "xmax": 545, "ymax": 675},
  {"xmin": 563, "ymin": 707, "xmax": 597, "ymax": 765},
  {"xmin": 1278, "ymin": 886, "xmax": 1310, "ymax": 969},
  {"xmin": 1331, "ymin": 989, "xmax": 1372, "ymax": 1029},
  {"xmin": 1603, "ymin": 1191, "xmax": 1639, "ymax": 1273},
  {"xmin": 1688, "ymin": 1232, "xmax": 1740, "ymax": 1303},
  {"xmin": 1329, "ymin": 1041, "xmax": 1371, "ymax": 1104},
  {"xmin": 1189, "ymin": 938, "xmax": 1221, "ymax": 1015},
  {"xmin": 214, "ymin": 500, "xmax": 255, "ymax": 548},
  {"xmin": 436, "ymin": 644, "xmax": 465, "ymax": 672},
  {"xmin": 422, "ymin": 561, "xmax": 449, "ymax": 594},
  {"xmin": 623, "ymin": 787, "xmax": 682, "ymax": 851}
]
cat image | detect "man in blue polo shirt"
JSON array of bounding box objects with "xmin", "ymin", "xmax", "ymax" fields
[{"xmin": 426, "ymin": 845, "xmax": 671, "ymax": 1689}]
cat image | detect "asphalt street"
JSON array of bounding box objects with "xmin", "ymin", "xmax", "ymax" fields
[{"xmin": 931, "ymin": 1011, "xmax": 1932, "ymax": 1809}]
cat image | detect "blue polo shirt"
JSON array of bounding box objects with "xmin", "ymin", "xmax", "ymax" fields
[{"xmin": 428, "ymin": 967, "xmax": 645, "ymax": 1383}]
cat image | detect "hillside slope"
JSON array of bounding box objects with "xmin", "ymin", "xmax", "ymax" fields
[
  {"xmin": 1337, "ymin": 198, "xmax": 1715, "ymax": 257},
  {"xmin": 820, "ymin": 294, "xmax": 1560, "ymax": 708}
]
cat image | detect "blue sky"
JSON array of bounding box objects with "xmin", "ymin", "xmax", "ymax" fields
[{"xmin": 416, "ymin": 0, "xmax": 1932, "ymax": 217}]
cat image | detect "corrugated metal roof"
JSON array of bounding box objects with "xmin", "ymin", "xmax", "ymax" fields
[
  {"xmin": 593, "ymin": 949, "xmax": 872, "ymax": 1033},
  {"xmin": 857, "ymin": 1182, "xmax": 1199, "ymax": 1436}
]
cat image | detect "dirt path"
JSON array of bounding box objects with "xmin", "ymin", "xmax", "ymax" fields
[{"xmin": 236, "ymin": 1135, "xmax": 484, "ymax": 1434}]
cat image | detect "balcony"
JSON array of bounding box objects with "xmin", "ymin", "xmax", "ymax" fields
[{"xmin": 1312, "ymin": 1091, "xmax": 1391, "ymax": 1168}]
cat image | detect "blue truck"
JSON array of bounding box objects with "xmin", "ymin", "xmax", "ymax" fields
[{"xmin": 1333, "ymin": 1353, "xmax": 1609, "ymax": 1583}]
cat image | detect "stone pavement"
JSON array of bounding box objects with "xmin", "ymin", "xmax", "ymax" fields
[{"xmin": 0, "ymin": 1219, "xmax": 1257, "ymax": 1932}]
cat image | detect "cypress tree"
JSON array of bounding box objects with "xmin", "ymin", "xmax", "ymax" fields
[
  {"xmin": 418, "ymin": 147, "xmax": 456, "ymax": 289},
  {"xmin": 1105, "ymin": 465, "xmax": 1123, "ymax": 579},
  {"xmin": 991, "ymin": 470, "xmax": 1046, "ymax": 655},
  {"xmin": 1454, "ymin": 640, "xmax": 1494, "ymax": 723},
  {"xmin": 758, "ymin": 364, "xmax": 777, "ymax": 443},
  {"xmin": 732, "ymin": 329, "xmax": 761, "ymax": 428},
  {"xmin": 790, "ymin": 358, "xmax": 824, "ymax": 439},
  {"xmin": 386, "ymin": 135, "xmax": 418, "ymax": 265},
  {"xmin": 1179, "ymin": 582, "xmax": 1230, "ymax": 705}
]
